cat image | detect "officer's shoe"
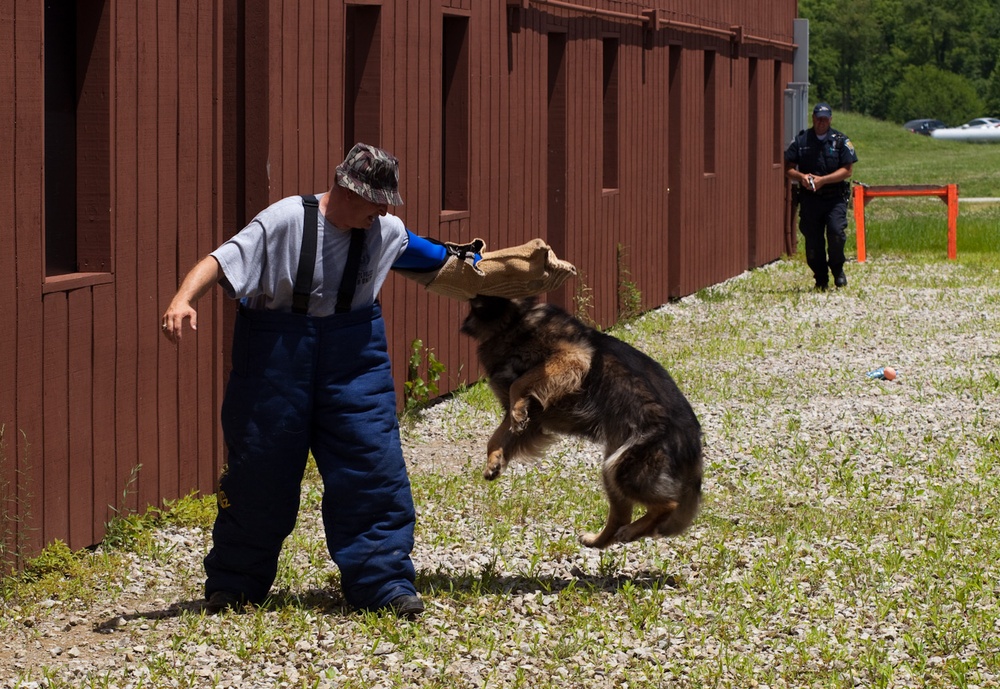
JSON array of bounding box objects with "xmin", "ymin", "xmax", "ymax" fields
[
  {"xmin": 386, "ymin": 594, "xmax": 425, "ymax": 620},
  {"xmin": 814, "ymin": 280, "xmax": 829, "ymax": 291},
  {"xmin": 834, "ymin": 271, "xmax": 848, "ymax": 288},
  {"xmin": 203, "ymin": 590, "xmax": 244, "ymax": 614}
]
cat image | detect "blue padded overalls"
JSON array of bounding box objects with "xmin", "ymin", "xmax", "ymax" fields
[{"xmin": 204, "ymin": 199, "xmax": 417, "ymax": 611}]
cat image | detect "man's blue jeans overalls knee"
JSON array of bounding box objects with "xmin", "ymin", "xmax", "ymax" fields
[{"xmin": 205, "ymin": 302, "xmax": 417, "ymax": 610}]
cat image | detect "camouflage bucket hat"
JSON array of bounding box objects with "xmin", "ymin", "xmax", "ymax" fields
[{"xmin": 335, "ymin": 142, "xmax": 404, "ymax": 206}]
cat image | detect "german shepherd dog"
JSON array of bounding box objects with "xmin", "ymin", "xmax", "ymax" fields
[{"xmin": 460, "ymin": 296, "xmax": 703, "ymax": 548}]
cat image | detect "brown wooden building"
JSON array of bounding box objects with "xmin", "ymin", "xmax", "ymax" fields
[{"xmin": 0, "ymin": 0, "xmax": 798, "ymax": 560}]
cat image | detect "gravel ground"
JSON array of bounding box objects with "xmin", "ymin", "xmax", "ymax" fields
[{"xmin": 2, "ymin": 256, "xmax": 999, "ymax": 688}]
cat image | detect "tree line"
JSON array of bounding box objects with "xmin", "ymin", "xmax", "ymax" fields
[{"xmin": 800, "ymin": 0, "xmax": 1000, "ymax": 125}]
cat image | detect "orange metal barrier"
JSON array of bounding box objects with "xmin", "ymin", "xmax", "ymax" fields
[{"xmin": 853, "ymin": 183, "xmax": 959, "ymax": 262}]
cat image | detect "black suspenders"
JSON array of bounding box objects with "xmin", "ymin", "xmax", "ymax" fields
[
  {"xmin": 292, "ymin": 195, "xmax": 366, "ymax": 315},
  {"xmin": 292, "ymin": 196, "xmax": 320, "ymax": 314}
]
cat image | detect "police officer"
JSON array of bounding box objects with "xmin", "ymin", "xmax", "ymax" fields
[{"xmin": 784, "ymin": 103, "xmax": 858, "ymax": 289}]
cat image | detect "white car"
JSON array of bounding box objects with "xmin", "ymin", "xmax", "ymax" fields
[{"xmin": 960, "ymin": 117, "xmax": 1000, "ymax": 129}]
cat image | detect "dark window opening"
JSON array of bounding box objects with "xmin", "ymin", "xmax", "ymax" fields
[
  {"xmin": 345, "ymin": 5, "xmax": 382, "ymax": 151},
  {"xmin": 442, "ymin": 16, "xmax": 470, "ymax": 212},
  {"xmin": 546, "ymin": 32, "xmax": 568, "ymax": 308},
  {"xmin": 773, "ymin": 61, "xmax": 783, "ymax": 163},
  {"xmin": 44, "ymin": 0, "xmax": 111, "ymax": 278},
  {"xmin": 703, "ymin": 50, "xmax": 716, "ymax": 174},
  {"xmin": 602, "ymin": 38, "xmax": 619, "ymax": 191}
]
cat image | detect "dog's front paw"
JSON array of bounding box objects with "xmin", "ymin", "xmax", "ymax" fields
[{"xmin": 483, "ymin": 449, "xmax": 506, "ymax": 481}]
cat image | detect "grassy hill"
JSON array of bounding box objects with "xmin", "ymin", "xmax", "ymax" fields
[{"xmin": 831, "ymin": 112, "xmax": 1000, "ymax": 256}]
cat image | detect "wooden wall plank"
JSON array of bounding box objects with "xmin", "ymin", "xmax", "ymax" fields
[
  {"xmin": 243, "ymin": 0, "xmax": 274, "ymax": 215},
  {"xmin": 279, "ymin": 0, "xmax": 295, "ymax": 192},
  {"xmin": 380, "ymin": 0, "xmax": 398, "ymax": 384},
  {"xmin": 412, "ymin": 1, "xmax": 430, "ymax": 389},
  {"xmin": 403, "ymin": 0, "xmax": 427, "ymax": 399},
  {"xmin": 42, "ymin": 295, "xmax": 70, "ymax": 544},
  {"xmin": 424, "ymin": 2, "xmax": 448, "ymax": 376},
  {"xmin": 92, "ymin": 284, "xmax": 118, "ymax": 540},
  {"xmin": 312, "ymin": 0, "xmax": 329, "ymax": 188},
  {"xmin": 114, "ymin": 0, "xmax": 141, "ymax": 518},
  {"xmin": 13, "ymin": 0, "xmax": 46, "ymax": 556},
  {"xmin": 177, "ymin": 0, "xmax": 201, "ymax": 495},
  {"xmin": 0, "ymin": 0, "xmax": 18, "ymax": 562},
  {"xmin": 383, "ymin": 1, "xmax": 406, "ymax": 401},
  {"xmin": 197, "ymin": 0, "xmax": 221, "ymax": 495},
  {"xmin": 135, "ymin": 0, "xmax": 161, "ymax": 512},
  {"xmin": 297, "ymin": 0, "xmax": 314, "ymax": 190},
  {"xmin": 488, "ymin": 3, "xmax": 502, "ymax": 253},
  {"xmin": 156, "ymin": 0, "xmax": 180, "ymax": 504},
  {"xmin": 67, "ymin": 289, "xmax": 95, "ymax": 546}
]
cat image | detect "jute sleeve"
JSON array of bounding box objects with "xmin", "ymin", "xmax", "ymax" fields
[{"xmin": 395, "ymin": 238, "xmax": 576, "ymax": 301}]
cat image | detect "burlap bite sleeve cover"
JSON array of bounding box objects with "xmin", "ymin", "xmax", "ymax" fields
[{"xmin": 395, "ymin": 238, "xmax": 576, "ymax": 301}]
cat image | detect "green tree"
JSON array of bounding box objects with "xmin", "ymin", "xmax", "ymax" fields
[
  {"xmin": 986, "ymin": 62, "xmax": 1000, "ymax": 115},
  {"xmin": 888, "ymin": 64, "xmax": 984, "ymax": 125},
  {"xmin": 799, "ymin": 0, "xmax": 999, "ymax": 120}
]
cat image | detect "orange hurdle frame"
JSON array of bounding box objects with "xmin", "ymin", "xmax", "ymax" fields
[{"xmin": 853, "ymin": 184, "xmax": 959, "ymax": 262}]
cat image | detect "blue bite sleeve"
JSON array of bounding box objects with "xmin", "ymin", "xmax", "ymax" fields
[{"xmin": 392, "ymin": 231, "xmax": 480, "ymax": 271}]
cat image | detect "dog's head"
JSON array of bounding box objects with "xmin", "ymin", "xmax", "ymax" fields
[{"xmin": 460, "ymin": 295, "xmax": 537, "ymax": 341}]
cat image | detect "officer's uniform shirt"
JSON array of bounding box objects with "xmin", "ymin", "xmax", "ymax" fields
[{"xmin": 784, "ymin": 128, "xmax": 858, "ymax": 197}]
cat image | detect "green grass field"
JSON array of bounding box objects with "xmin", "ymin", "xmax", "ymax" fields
[{"xmin": 833, "ymin": 112, "xmax": 1000, "ymax": 257}]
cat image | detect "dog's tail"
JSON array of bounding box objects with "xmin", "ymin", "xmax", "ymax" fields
[{"xmin": 656, "ymin": 477, "xmax": 702, "ymax": 537}]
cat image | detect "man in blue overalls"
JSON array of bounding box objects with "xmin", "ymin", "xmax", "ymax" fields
[
  {"xmin": 161, "ymin": 144, "xmax": 477, "ymax": 619},
  {"xmin": 784, "ymin": 103, "xmax": 859, "ymax": 290}
]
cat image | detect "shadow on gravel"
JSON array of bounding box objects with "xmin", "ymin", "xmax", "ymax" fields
[
  {"xmin": 91, "ymin": 589, "xmax": 354, "ymax": 632},
  {"xmin": 416, "ymin": 566, "xmax": 681, "ymax": 597},
  {"xmin": 91, "ymin": 569, "xmax": 679, "ymax": 632}
]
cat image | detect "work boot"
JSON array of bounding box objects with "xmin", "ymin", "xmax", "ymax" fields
[
  {"xmin": 203, "ymin": 590, "xmax": 244, "ymax": 614},
  {"xmin": 386, "ymin": 594, "xmax": 424, "ymax": 620},
  {"xmin": 834, "ymin": 271, "xmax": 848, "ymax": 288}
]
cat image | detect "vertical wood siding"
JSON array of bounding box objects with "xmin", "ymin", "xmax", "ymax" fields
[
  {"xmin": 0, "ymin": 0, "xmax": 19, "ymax": 558},
  {"xmin": 3, "ymin": 0, "xmax": 225, "ymax": 560},
  {"xmin": 2, "ymin": 0, "xmax": 797, "ymax": 558}
]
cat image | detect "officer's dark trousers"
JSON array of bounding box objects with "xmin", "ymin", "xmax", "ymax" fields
[
  {"xmin": 798, "ymin": 194, "xmax": 848, "ymax": 286},
  {"xmin": 205, "ymin": 303, "xmax": 417, "ymax": 610}
]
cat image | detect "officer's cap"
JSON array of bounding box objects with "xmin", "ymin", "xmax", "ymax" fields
[{"xmin": 813, "ymin": 103, "xmax": 833, "ymax": 118}]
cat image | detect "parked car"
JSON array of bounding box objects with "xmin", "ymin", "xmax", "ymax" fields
[
  {"xmin": 959, "ymin": 117, "xmax": 1000, "ymax": 129},
  {"xmin": 903, "ymin": 118, "xmax": 947, "ymax": 135}
]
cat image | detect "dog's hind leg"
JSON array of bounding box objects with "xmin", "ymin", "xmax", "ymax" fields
[
  {"xmin": 579, "ymin": 493, "xmax": 633, "ymax": 549},
  {"xmin": 613, "ymin": 500, "xmax": 679, "ymax": 543}
]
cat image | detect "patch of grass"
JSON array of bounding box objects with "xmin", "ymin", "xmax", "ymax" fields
[
  {"xmin": 616, "ymin": 242, "xmax": 643, "ymax": 321},
  {"xmin": 834, "ymin": 112, "xmax": 1000, "ymax": 257},
  {"xmin": 837, "ymin": 112, "xmax": 1000, "ymax": 198}
]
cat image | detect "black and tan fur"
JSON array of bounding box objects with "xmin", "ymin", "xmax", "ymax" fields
[{"xmin": 460, "ymin": 296, "xmax": 703, "ymax": 548}]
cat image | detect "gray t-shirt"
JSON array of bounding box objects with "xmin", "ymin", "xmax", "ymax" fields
[{"xmin": 211, "ymin": 194, "xmax": 409, "ymax": 316}]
